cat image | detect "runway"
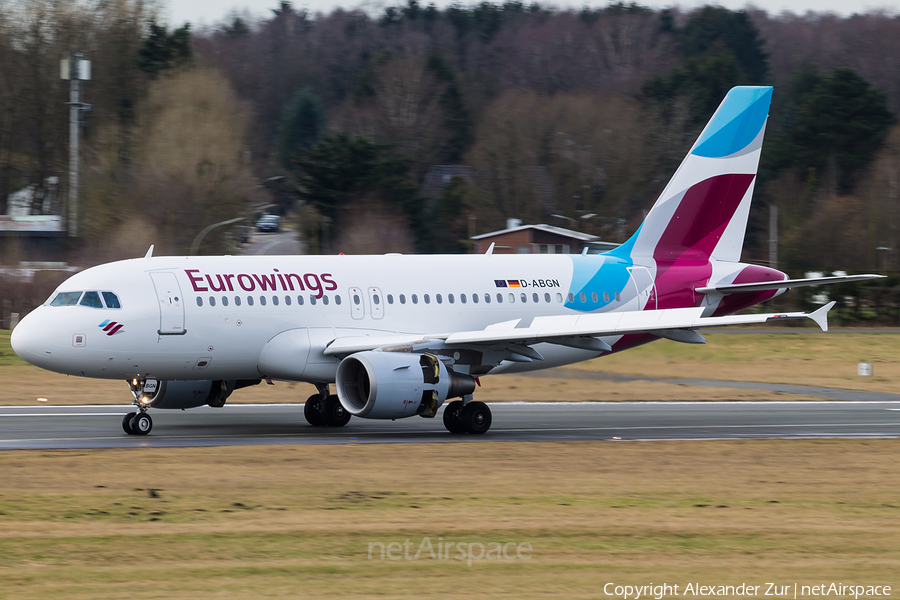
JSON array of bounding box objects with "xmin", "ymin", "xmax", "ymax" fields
[{"xmin": 1, "ymin": 401, "xmax": 899, "ymax": 450}]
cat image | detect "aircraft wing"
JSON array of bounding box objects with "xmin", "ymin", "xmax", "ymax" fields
[
  {"xmin": 696, "ymin": 274, "xmax": 884, "ymax": 295},
  {"xmin": 324, "ymin": 302, "xmax": 836, "ymax": 357}
]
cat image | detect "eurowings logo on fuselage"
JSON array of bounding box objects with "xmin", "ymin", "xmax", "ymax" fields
[
  {"xmin": 99, "ymin": 320, "xmax": 124, "ymax": 336},
  {"xmin": 185, "ymin": 269, "xmax": 337, "ymax": 299}
]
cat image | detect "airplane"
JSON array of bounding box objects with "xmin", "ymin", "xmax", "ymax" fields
[{"xmin": 10, "ymin": 85, "xmax": 882, "ymax": 436}]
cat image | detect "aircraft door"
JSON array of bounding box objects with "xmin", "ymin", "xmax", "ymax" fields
[
  {"xmin": 628, "ymin": 266, "xmax": 657, "ymax": 310},
  {"xmin": 150, "ymin": 272, "xmax": 186, "ymax": 335},
  {"xmin": 349, "ymin": 287, "xmax": 365, "ymax": 320},
  {"xmin": 367, "ymin": 287, "xmax": 384, "ymax": 319}
]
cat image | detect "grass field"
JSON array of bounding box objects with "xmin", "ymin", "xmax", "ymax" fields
[
  {"xmin": 0, "ymin": 441, "xmax": 897, "ymax": 598},
  {"xmin": 0, "ymin": 329, "xmax": 892, "ymax": 405}
]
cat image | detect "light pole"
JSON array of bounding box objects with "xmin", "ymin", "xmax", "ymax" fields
[
  {"xmin": 190, "ymin": 217, "xmax": 244, "ymax": 255},
  {"xmin": 60, "ymin": 54, "xmax": 91, "ymax": 237}
]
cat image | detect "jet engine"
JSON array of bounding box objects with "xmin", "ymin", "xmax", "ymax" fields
[
  {"xmin": 335, "ymin": 351, "xmax": 475, "ymax": 419},
  {"xmin": 139, "ymin": 379, "xmax": 260, "ymax": 409}
]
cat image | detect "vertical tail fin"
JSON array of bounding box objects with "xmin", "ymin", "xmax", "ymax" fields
[{"xmin": 614, "ymin": 86, "xmax": 773, "ymax": 264}]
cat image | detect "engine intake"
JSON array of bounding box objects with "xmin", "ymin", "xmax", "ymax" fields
[{"xmin": 335, "ymin": 351, "xmax": 475, "ymax": 419}]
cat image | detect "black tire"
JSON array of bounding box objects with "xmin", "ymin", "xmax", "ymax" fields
[
  {"xmin": 122, "ymin": 412, "xmax": 137, "ymax": 435},
  {"xmin": 323, "ymin": 394, "xmax": 351, "ymax": 427},
  {"xmin": 442, "ymin": 400, "xmax": 466, "ymax": 434},
  {"xmin": 461, "ymin": 401, "xmax": 492, "ymax": 435},
  {"xmin": 304, "ymin": 394, "xmax": 326, "ymax": 426},
  {"xmin": 131, "ymin": 412, "xmax": 152, "ymax": 436}
]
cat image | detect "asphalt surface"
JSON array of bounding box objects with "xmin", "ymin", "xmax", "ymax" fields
[
  {"xmin": 1, "ymin": 401, "xmax": 898, "ymax": 450},
  {"xmin": 243, "ymin": 230, "xmax": 302, "ymax": 256}
]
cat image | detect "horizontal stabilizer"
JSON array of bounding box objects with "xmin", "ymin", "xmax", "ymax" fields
[{"xmin": 697, "ymin": 274, "xmax": 884, "ymax": 295}]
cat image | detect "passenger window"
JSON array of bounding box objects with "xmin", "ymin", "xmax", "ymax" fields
[
  {"xmin": 508, "ymin": 293, "xmax": 515, "ymax": 303},
  {"xmin": 533, "ymin": 293, "xmax": 539, "ymax": 303},
  {"xmin": 520, "ymin": 293, "xmax": 527, "ymax": 303},
  {"xmin": 285, "ymin": 295, "xmax": 291, "ymax": 306},
  {"xmin": 579, "ymin": 293, "xmax": 586, "ymax": 303},
  {"xmin": 424, "ymin": 294, "xmax": 431, "ymax": 304},
  {"xmin": 615, "ymin": 292, "xmax": 621, "ymax": 302},
  {"xmin": 222, "ymin": 296, "xmax": 229, "ymax": 307},
  {"xmin": 102, "ymin": 292, "xmax": 121, "ymax": 309},
  {"xmin": 568, "ymin": 293, "xmax": 574, "ymax": 303},
  {"xmin": 436, "ymin": 294, "xmax": 442, "ymax": 304},
  {"xmin": 496, "ymin": 293, "xmax": 502, "ymax": 303},
  {"xmin": 297, "ymin": 295, "xmax": 304, "ymax": 305},
  {"xmin": 544, "ymin": 293, "xmax": 551, "ymax": 303},
  {"xmin": 51, "ymin": 292, "xmax": 82, "ymax": 306},
  {"xmin": 260, "ymin": 296, "xmax": 267, "ymax": 306},
  {"xmin": 592, "ymin": 292, "xmax": 598, "ymax": 303},
  {"xmin": 335, "ymin": 295, "xmax": 342, "ymax": 305},
  {"xmin": 235, "ymin": 296, "xmax": 241, "ymax": 306},
  {"xmin": 400, "ymin": 294, "xmax": 406, "ymax": 304},
  {"xmin": 604, "ymin": 292, "xmax": 610, "ymax": 303},
  {"xmin": 459, "ymin": 294, "xmax": 465, "ymax": 304},
  {"xmin": 472, "ymin": 293, "xmax": 478, "ymax": 304},
  {"xmin": 354, "ymin": 294, "xmax": 361, "ymax": 305},
  {"xmin": 209, "ymin": 296, "xmax": 216, "ymax": 307},
  {"xmin": 387, "ymin": 294, "xmax": 394, "ymax": 304},
  {"xmin": 323, "ymin": 295, "xmax": 330, "ymax": 305},
  {"xmin": 412, "ymin": 294, "xmax": 418, "ymax": 304},
  {"xmin": 273, "ymin": 295, "xmax": 279, "ymax": 306},
  {"xmin": 373, "ymin": 294, "xmax": 380, "ymax": 305},
  {"xmin": 310, "ymin": 295, "xmax": 317, "ymax": 305},
  {"xmin": 196, "ymin": 297, "xmax": 203, "ymax": 307},
  {"xmin": 557, "ymin": 293, "xmax": 563, "ymax": 303},
  {"xmin": 484, "ymin": 293, "xmax": 491, "ymax": 303},
  {"xmin": 247, "ymin": 296, "xmax": 254, "ymax": 306}
]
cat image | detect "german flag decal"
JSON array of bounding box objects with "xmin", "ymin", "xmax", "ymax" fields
[{"xmin": 507, "ymin": 280, "xmax": 521, "ymax": 288}]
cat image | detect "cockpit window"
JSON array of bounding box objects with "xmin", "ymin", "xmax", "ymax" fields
[
  {"xmin": 102, "ymin": 292, "xmax": 121, "ymax": 309},
  {"xmin": 80, "ymin": 291, "xmax": 103, "ymax": 308},
  {"xmin": 50, "ymin": 292, "xmax": 82, "ymax": 306}
]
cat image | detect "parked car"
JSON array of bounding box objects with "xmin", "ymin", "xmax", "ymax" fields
[{"xmin": 256, "ymin": 214, "xmax": 280, "ymax": 233}]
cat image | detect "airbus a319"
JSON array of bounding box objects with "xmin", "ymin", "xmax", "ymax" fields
[{"xmin": 11, "ymin": 86, "xmax": 881, "ymax": 436}]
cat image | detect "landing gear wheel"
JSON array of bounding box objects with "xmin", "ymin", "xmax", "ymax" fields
[
  {"xmin": 323, "ymin": 394, "xmax": 351, "ymax": 427},
  {"xmin": 442, "ymin": 400, "xmax": 466, "ymax": 434},
  {"xmin": 461, "ymin": 401, "xmax": 492, "ymax": 435},
  {"xmin": 122, "ymin": 412, "xmax": 137, "ymax": 435},
  {"xmin": 130, "ymin": 412, "xmax": 152, "ymax": 436},
  {"xmin": 304, "ymin": 394, "xmax": 326, "ymax": 427}
]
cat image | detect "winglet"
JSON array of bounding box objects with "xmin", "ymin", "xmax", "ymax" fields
[
  {"xmin": 485, "ymin": 242, "xmax": 495, "ymax": 255},
  {"xmin": 809, "ymin": 301, "xmax": 836, "ymax": 332},
  {"xmin": 144, "ymin": 245, "xmax": 154, "ymax": 259}
]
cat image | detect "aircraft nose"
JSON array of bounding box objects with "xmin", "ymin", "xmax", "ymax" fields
[{"xmin": 10, "ymin": 310, "xmax": 46, "ymax": 365}]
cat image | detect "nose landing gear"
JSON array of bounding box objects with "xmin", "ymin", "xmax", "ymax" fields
[{"xmin": 123, "ymin": 378, "xmax": 154, "ymax": 436}]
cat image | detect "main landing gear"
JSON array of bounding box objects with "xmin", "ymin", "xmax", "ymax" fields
[
  {"xmin": 304, "ymin": 386, "xmax": 351, "ymax": 427},
  {"xmin": 443, "ymin": 400, "xmax": 492, "ymax": 435}
]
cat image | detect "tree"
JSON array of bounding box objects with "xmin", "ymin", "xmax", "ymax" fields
[
  {"xmin": 138, "ymin": 23, "xmax": 192, "ymax": 76},
  {"xmin": 275, "ymin": 87, "xmax": 326, "ymax": 170},
  {"xmin": 293, "ymin": 134, "xmax": 424, "ymax": 249}
]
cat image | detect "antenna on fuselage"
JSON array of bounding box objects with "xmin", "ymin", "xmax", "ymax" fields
[
  {"xmin": 485, "ymin": 242, "xmax": 495, "ymax": 255},
  {"xmin": 144, "ymin": 245, "xmax": 154, "ymax": 259}
]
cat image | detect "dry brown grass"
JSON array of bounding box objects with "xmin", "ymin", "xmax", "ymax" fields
[{"xmin": 0, "ymin": 441, "xmax": 898, "ymax": 598}]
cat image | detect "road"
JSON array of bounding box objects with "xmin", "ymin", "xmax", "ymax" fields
[
  {"xmin": 1, "ymin": 401, "xmax": 898, "ymax": 450},
  {"xmin": 242, "ymin": 229, "xmax": 302, "ymax": 256}
]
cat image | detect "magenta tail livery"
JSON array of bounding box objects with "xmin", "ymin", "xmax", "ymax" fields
[{"xmin": 11, "ymin": 87, "xmax": 882, "ymax": 436}]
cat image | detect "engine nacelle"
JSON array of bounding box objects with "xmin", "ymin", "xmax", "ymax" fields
[
  {"xmin": 142, "ymin": 380, "xmax": 233, "ymax": 409},
  {"xmin": 335, "ymin": 351, "xmax": 476, "ymax": 419}
]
